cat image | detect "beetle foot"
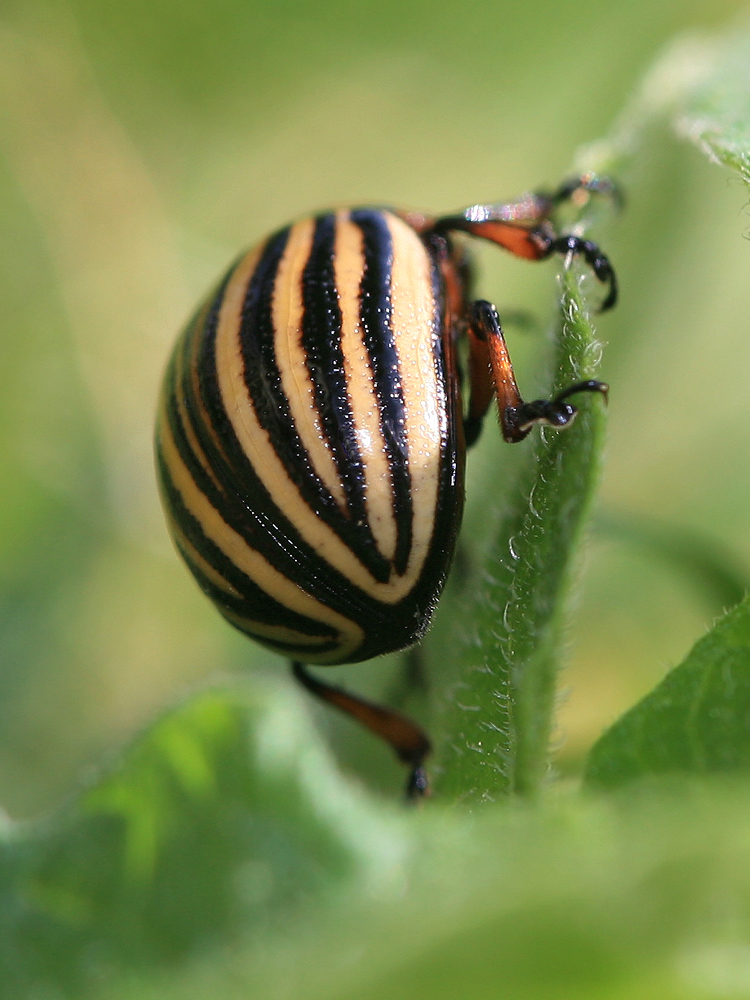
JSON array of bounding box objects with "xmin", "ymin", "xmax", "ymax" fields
[
  {"xmin": 551, "ymin": 235, "xmax": 618, "ymax": 311},
  {"xmin": 548, "ymin": 173, "xmax": 623, "ymax": 212},
  {"xmin": 511, "ymin": 379, "xmax": 609, "ymax": 435},
  {"xmin": 405, "ymin": 764, "xmax": 431, "ymax": 801}
]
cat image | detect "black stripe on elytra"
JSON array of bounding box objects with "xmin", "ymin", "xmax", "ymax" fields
[
  {"xmin": 156, "ymin": 443, "xmax": 339, "ymax": 643},
  {"xmin": 161, "ymin": 234, "xmax": 469, "ymax": 664},
  {"xmin": 171, "ymin": 259, "xmax": 395, "ymax": 640},
  {"xmin": 392, "ymin": 248, "xmax": 464, "ymax": 646},
  {"xmin": 167, "ymin": 341, "xmax": 341, "ymax": 607},
  {"xmin": 343, "ymin": 246, "xmax": 466, "ymax": 663},
  {"xmin": 300, "ymin": 215, "xmax": 391, "ymax": 580},
  {"xmin": 234, "ymin": 222, "xmax": 390, "ymax": 583},
  {"xmin": 163, "ymin": 367, "xmax": 461, "ymax": 665},
  {"xmin": 181, "ymin": 261, "xmax": 236, "ymax": 466},
  {"xmin": 237, "ymin": 226, "xmax": 336, "ymax": 518},
  {"xmin": 160, "ymin": 405, "xmax": 384, "ymax": 663},
  {"xmin": 351, "ymin": 209, "xmax": 413, "ymax": 577},
  {"xmin": 163, "ymin": 361, "xmax": 440, "ymax": 664},
  {"xmin": 234, "ymin": 631, "xmax": 342, "ymax": 659}
]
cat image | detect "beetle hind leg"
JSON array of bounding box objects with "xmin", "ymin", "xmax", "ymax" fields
[
  {"xmin": 467, "ymin": 300, "xmax": 607, "ymax": 445},
  {"xmin": 291, "ymin": 661, "xmax": 432, "ymax": 800}
]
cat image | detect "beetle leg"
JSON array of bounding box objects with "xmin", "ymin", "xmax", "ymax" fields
[
  {"xmin": 442, "ymin": 225, "xmax": 620, "ymax": 311},
  {"xmin": 291, "ymin": 662, "xmax": 432, "ymax": 800},
  {"xmin": 541, "ymin": 173, "xmax": 623, "ymax": 213},
  {"xmin": 550, "ymin": 234, "xmax": 618, "ymax": 311},
  {"xmin": 435, "ymin": 216, "xmax": 618, "ymax": 312},
  {"xmin": 435, "ymin": 174, "xmax": 621, "ymax": 233},
  {"xmin": 464, "ymin": 319, "xmax": 496, "ymax": 447},
  {"xmin": 469, "ymin": 300, "xmax": 608, "ymax": 444}
]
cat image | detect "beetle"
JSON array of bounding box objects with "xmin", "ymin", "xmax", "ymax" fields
[{"xmin": 155, "ymin": 174, "xmax": 616, "ymax": 798}]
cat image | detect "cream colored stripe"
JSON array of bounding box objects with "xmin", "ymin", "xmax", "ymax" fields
[
  {"xmin": 159, "ymin": 412, "xmax": 363, "ymax": 662},
  {"xmin": 168, "ymin": 312, "xmax": 224, "ymax": 494},
  {"xmin": 385, "ymin": 212, "xmax": 443, "ymax": 582},
  {"xmin": 273, "ymin": 218, "xmax": 346, "ymax": 509},
  {"xmin": 334, "ymin": 211, "xmax": 397, "ymax": 562},
  {"xmin": 172, "ymin": 521, "xmax": 242, "ymax": 599},
  {"xmin": 215, "ymin": 239, "xmax": 422, "ymax": 603},
  {"xmin": 218, "ymin": 606, "xmax": 335, "ymax": 651}
]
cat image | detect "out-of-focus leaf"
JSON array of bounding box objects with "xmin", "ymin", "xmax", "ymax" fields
[
  {"xmin": 675, "ymin": 21, "xmax": 750, "ymax": 190},
  {"xmin": 578, "ymin": 17, "xmax": 750, "ymax": 190},
  {"xmin": 585, "ymin": 597, "xmax": 750, "ymax": 789},
  {"xmin": 595, "ymin": 512, "xmax": 748, "ymax": 612},
  {"xmin": 89, "ymin": 783, "xmax": 750, "ymax": 1000},
  {"xmin": 0, "ymin": 683, "xmax": 384, "ymax": 995}
]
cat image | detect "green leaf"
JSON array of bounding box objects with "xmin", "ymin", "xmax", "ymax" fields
[
  {"xmin": 434, "ymin": 266, "xmax": 609, "ymax": 801},
  {"xmin": 87, "ymin": 784, "xmax": 750, "ymax": 1000},
  {"xmin": 0, "ymin": 682, "xmax": 388, "ymax": 993},
  {"xmin": 585, "ymin": 596, "xmax": 750, "ymax": 790},
  {"xmin": 675, "ymin": 24, "xmax": 750, "ymax": 190},
  {"xmin": 594, "ymin": 512, "xmax": 748, "ymax": 612},
  {"xmin": 575, "ymin": 18, "xmax": 750, "ymax": 191}
]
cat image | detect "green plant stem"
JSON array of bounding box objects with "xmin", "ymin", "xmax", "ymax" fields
[{"xmin": 434, "ymin": 269, "xmax": 608, "ymax": 802}]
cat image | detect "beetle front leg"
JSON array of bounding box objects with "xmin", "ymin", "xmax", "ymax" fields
[
  {"xmin": 433, "ymin": 180, "xmax": 619, "ymax": 312},
  {"xmin": 458, "ymin": 174, "xmax": 622, "ymax": 228},
  {"xmin": 469, "ymin": 300, "xmax": 608, "ymax": 444},
  {"xmin": 541, "ymin": 173, "xmax": 623, "ymax": 213}
]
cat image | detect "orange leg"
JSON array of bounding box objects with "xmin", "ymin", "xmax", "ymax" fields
[
  {"xmin": 434, "ymin": 175, "xmax": 619, "ymax": 312},
  {"xmin": 467, "ymin": 301, "xmax": 608, "ymax": 445},
  {"xmin": 291, "ymin": 662, "xmax": 432, "ymax": 799},
  {"xmin": 446, "ymin": 174, "xmax": 621, "ymax": 228}
]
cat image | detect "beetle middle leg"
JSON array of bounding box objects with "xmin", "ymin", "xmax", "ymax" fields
[{"xmin": 465, "ymin": 300, "xmax": 608, "ymax": 445}]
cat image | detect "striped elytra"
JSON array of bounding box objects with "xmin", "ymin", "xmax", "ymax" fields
[
  {"xmin": 156, "ymin": 180, "xmax": 617, "ymax": 795},
  {"xmin": 156, "ymin": 208, "xmax": 463, "ymax": 666}
]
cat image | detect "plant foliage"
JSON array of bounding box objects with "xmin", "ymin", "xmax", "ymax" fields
[{"xmin": 1, "ymin": 8, "xmax": 750, "ymax": 1000}]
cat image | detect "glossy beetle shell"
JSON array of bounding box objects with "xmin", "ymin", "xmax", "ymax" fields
[{"xmin": 156, "ymin": 208, "xmax": 467, "ymax": 665}]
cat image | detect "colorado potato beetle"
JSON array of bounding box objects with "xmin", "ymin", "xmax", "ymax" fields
[{"xmin": 156, "ymin": 175, "xmax": 616, "ymax": 797}]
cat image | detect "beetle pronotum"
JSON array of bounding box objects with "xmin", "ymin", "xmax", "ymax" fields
[{"xmin": 155, "ymin": 175, "xmax": 616, "ymax": 798}]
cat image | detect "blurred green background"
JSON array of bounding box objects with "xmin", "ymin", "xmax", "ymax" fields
[{"xmin": 1, "ymin": 0, "xmax": 749, "ymax": 818}]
